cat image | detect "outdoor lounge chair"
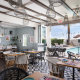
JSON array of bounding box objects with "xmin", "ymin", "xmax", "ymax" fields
[{"xmin": 54, "ymin": 43, "xmax": 60, "ymax": 47}]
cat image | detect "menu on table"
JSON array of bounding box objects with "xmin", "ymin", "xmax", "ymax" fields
[
  {"xmin": 39, "ymin": 75, "xmax": 61, "ymax": 80},
  {"xmin": 65, "ymin": 60, "xmax": 80, "ymax": 66}
]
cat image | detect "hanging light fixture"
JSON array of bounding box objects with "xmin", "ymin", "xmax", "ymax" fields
[
  {"xmin": 72, "ymin": 5, "xmax": 80, "ymax": 20},
  {"xmin": 48, "ymin": 0, "xmax": 65, "ymax": 7},
  {"xmin": 46, "ymin": 18, "xmax": 53, "ymax": 26},
  {"xmin": 46, "ymin": 4, "xmax": 56, "ymax": 18},
  {"xmin": 8, "ymin": 0, "xmax": 23, "ymax": 8},
  {"xmin": 14, "ymin": 6, "xmax": 27, "ymax": 17},
  {"xmin": 23, "ymin": 15, "xmax": 29, "ymax": 26},
  {"xmin": 8, "ymin": 0, "xmax": 29, "ymax": 26}
]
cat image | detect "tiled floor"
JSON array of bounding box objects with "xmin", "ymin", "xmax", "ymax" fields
[
  {"xmin": 0, "ymin": 57, "xmax": 80, "ymax": 80},
  {"xmin": 27, "ymin": 60, "xmax": 80, "ymax": 80}
]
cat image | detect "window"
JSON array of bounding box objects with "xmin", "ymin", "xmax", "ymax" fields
[{"xmin": 23, "ymin": 34, "xmax": 27, "ymax": 46}]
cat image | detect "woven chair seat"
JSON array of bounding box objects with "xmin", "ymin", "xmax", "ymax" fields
[{"xmin": 0, "ymin": 67, "xmax": 29, "ymax": 80}]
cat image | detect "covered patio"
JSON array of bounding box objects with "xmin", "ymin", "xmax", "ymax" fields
[{"xmin": 0, "ymin": 0, "xmax": 80, "ymax": 80}]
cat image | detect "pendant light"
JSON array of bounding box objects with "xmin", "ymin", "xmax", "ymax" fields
[
  {"xmin": 49, "ymin": 0, "xmax": 65, "ymax": 7},
  {"xmin": 46, "ymin": 4, "xmax": 56, "ymax": 18}
]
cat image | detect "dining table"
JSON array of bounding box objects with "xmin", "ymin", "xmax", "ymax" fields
[
  {"xmin": 57, "ymin": 59, "xmax": 80, "ymax": 80},
  {"xmin": 24, "ymin": 51, "xmax": 42, "ymax": 64},
  {"xmin": 22, "ymin": 71, "xmax": 65, "ymax": 80},
  {"xmin": 4, "ymin": 52, "xmax": 26, "ymax": 57}
]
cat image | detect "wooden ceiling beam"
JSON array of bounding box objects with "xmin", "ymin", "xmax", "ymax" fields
[
  {"xmin": 24, "ymin": 1, "xmax": 33, "ymax": 6},
  {"xmin": 6, "ymin": 1, "xmax": 33, "ymax": 14},
  {"xmin": 31, "ymin": 0, "xmax": 64, "ymax": 17},
  {"xmin": 0, "ymin": 11, "xmax": 39, "ymax": 23},
  {"xmin": 61, "ymin": 0, "xmax": 78, "ymax": 16},
  {"xmin": 4, "ymin": 0, "xmax": 57, "ymax": 21},
  {"xmin": 0, "ymin": 4, "xmax": 47, "ymax": 22},
  {"xmin": 72, "ymin": 7, "xmax": 80, "ymax": 10},
  {"xmin": 50, "ymin": 19, "xmax": 80, "ymax": 26}
]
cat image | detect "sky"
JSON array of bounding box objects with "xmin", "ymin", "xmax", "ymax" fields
[{"xmin": 51, "ymin": 23, "xmax": 80, "ymax": 39}]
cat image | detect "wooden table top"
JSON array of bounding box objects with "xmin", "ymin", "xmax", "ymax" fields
[
  {"xmin": 25, "ymin": 51, "xmax": 41, "ymax": 54},
  {"xmin": 4, "ymin": 52, "xmax": 26, "ymax": 56},
  {"xmin": 57, "ymin": 59, "xmax": 80, "ymax": 69},
  {"xmin": 22, "ymin": 72, "xmax": 65, "ymax": 80}
]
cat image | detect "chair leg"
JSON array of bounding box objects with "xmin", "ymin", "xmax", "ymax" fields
[
  {"xmin": 41, "ymin": 59, "xmax": 42, "ymax": 66},
  {"xmin": 62, "ymin": 52, "xmax": 63, "ymax": 57},
  {"xmin": 38, "ymin": 59, "xmax": 39, "ymax": 63},
  {"xmin": 44, "ymin": 59, "xmax": 46, "ymax": 65}
]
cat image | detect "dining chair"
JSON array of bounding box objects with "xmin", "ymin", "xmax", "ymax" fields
[
  {"xmin": 47, "ymin": 47, "xmax": 54, "ymax": 56},
  {"xmin": 3, "ymin": 51, "xmax": 15, "ymax": 68},
  {"xmin": 0, "ymin": 67, "xmax": 29, "ymax": 80},
  {"xmin": 36, "ymin": 51, "xmax": 46, "ymax": 66},
  {"xmin": 62, "ymin": 48, "xmax": 66, "ymax": 56},
  {"xmin": 6, "ymin": 45, "xmax": 12, "ymax": 51},
  {"xmin": 67, "ymin": 51, "xmax": 76, "ymax": 59},
  {"xmin": 47, "ymin": 58, "xmax": 65, "ymax": 78},
  {"xmin": 58, "ymin": 48, "xmax": 63, "ymax": 57},
  {"xmin": 22, "ymin": 49, "xmax": 29, "ymax": 53},
  {"xmin": 16, "ymin": 55, "xmax": 29, "ymax": 71}
]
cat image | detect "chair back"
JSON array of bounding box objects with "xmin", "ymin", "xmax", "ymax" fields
[
  {"xmin": 22, "ymin": 49, "xmax": 29, "ymax": 53},
  {"xmin": 47, "ymin": 47, "xmax": 55, "ymax": 52},
  {"xmin": 6, "ymin": 45, "xmax": 12, "ymax": 51},
  {"xmin": 47, "ymin": 58, "xmax": 61, "ymax": 74},
  {"xmin": 54, "ymin": 43, "xmax": 58, "ymax": 45},
  {"xmin": 58, "ymin": 48, "xmax": 63, "ymax": 52},
  {"xmin": 17, "ymin": 55, "xmax": 28, "ymax": 64},
  {"xmin": 0, "ymin": 67, "xmax": 29, "ymax": 80},
  {"xmin": 67, "ymin": 51, "xmax": 75, "ymax": 59},
  {"xmin": 3, "ymin": 51, "xmax": 11, "ymax": 54},
  {"xmin": 62, "ymin": 48, "xmax": 66, "ymax": 52},
  {"xmin": 38, "ymin": 51, "xmax": 45, "ymax": 56},
  {"xmin": 3, "ymin": 51, "xmax": 15, "ymax": 61}
]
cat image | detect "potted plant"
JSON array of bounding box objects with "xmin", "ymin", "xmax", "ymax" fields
[{"xmin": 11, "ymin": 36, "xmax": 17, "ymax": 41}]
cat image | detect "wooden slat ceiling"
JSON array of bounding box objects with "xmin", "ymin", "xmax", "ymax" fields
[{"xmin": 0, "ymin": 0, "xmax": 80, "ymax": 26}]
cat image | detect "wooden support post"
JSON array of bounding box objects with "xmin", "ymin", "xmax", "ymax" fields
[{"xmin": 68, "ymin": 24, "xmax": 70, "ymax": 45}]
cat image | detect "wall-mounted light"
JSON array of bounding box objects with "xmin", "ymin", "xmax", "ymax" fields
[{"xmin": 9, "ymin": 31, "xmax": 13, "ymax": 35}]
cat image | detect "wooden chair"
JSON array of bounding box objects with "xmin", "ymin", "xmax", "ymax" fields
[
  {"xmin": 3, "ymin": 51, "xmax": 15, "ymax": 68},
  {"xmin": 0, "ymin": 67, "xmax": 29, "ymax": 80},
  {"xmin": 47, "ymin": 58, "xmax": 65, "ymax": 78},
  {"xmin": 16, "ymin": 55, "xmax": 29, "ymax": 71},
  {"xmin": 6, "ymin": 45, "xmax": 12, "ymax": 51}
]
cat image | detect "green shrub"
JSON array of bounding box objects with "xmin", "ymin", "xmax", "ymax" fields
[
  {"xmin": 51, "ymin": 38, "xmax": 64, "ymax": 46},
  {"xmin": 42, "ymin": 39, "xmax": 46, "ymax": 43}
]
